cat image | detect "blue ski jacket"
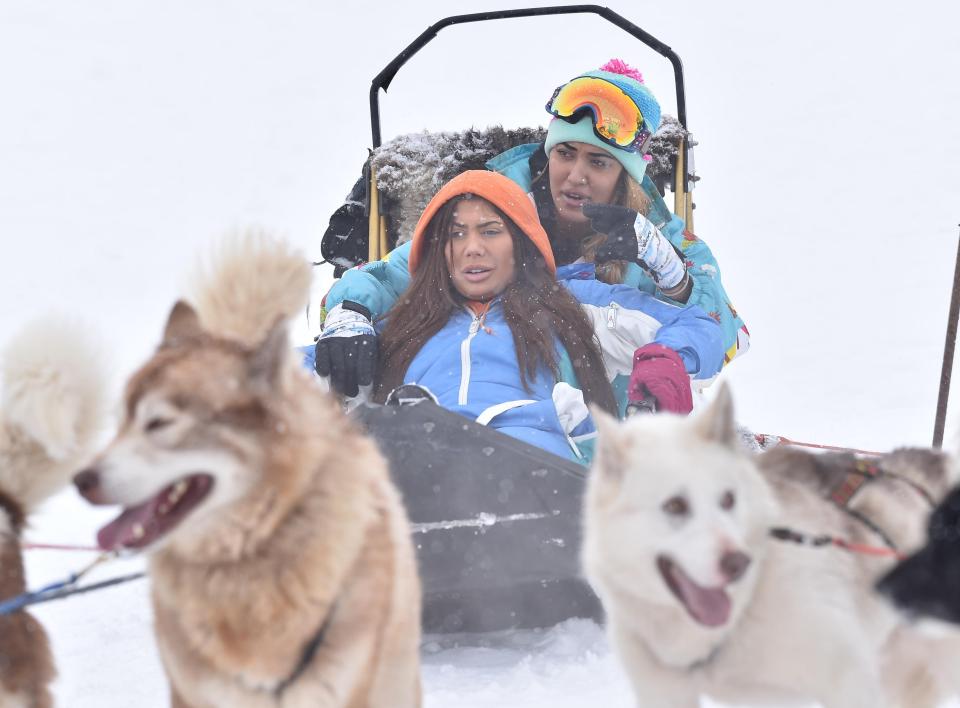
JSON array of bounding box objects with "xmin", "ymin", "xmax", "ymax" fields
[{"xmin": 398, "ymin": 273, "xmax": 721, "ymax": 462}]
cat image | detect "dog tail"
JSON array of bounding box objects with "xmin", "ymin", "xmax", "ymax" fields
[
  {"xmin": 1, "ymin": 317, "xmax": 110, "ymax": 510},
  {"xmin": 190, "ymin": 228, "xmax": 312, "ymax": 348}
]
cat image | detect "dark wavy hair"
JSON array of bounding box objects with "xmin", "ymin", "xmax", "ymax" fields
[{"xmin": 375, "ymin": 194, "xmax": 618, "ymax": 416}]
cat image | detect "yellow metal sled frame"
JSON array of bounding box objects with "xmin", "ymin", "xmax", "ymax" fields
[{"xmin": 367, "ymin": 165, "xmax": 388, "ymax": 263}]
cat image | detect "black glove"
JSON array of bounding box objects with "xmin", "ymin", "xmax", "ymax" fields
[
  {"xmin": 583, "ymin": 202, "xmax": 688, "ymax": 292},
  {"xmin": 582, "ymin": 203, "xmax": 642, "ymax": 263},
  {"xmin": 314, "ymin": 301, "xmax": 378, "ymax": 398},
  {"xmin": 320, "ymin": 176, "xmax": 368, "ymax": 278}
]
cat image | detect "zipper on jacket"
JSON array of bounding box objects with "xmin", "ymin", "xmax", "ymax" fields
[
  {"xmin": 606, "ymin": 301, "xmax": 619, "ymax": 329},
  {"xmin": 458, "ymin": 314, "xmax": 483, "ymax": 405}
]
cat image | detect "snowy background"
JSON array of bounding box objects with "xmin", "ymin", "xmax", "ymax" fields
[{"xmin": 2, "ymin": 0, "xmax": 960, "ymax": 705}]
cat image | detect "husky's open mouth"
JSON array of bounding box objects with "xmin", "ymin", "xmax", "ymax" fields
[
  {"xmin": 97, "ymin": 474, "xmax": 214, "ymax": 551},
  {"xmin": 657, "ymin": 555, "xmax": 732, "ymax": 627}
]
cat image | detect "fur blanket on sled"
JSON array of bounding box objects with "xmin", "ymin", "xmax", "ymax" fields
[
  {"xmin": 372, "ymin": 116, "xmax": 688, "ymax": 245},
  {"xmin": 320, "ymin": 117, "xmax": 688, "ymax": 274}
]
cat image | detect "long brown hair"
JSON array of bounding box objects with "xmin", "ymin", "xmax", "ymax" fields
[
  {"xmin": 530, "ymin": 160, "xmax": 650, "ymax": 285},
  {"xmin": 376, "ymin": 195, "xmax": 618, "ymax": 416}
]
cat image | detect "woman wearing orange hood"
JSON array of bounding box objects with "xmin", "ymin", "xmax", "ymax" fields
[{"xmin": 368, "ymin": 171, "xmax": 723, "ymax": 462}]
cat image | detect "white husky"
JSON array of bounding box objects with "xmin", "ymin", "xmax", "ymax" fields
[{"xmin": 583, "ymin": 384, "xmax": 960, "ymax": 708}]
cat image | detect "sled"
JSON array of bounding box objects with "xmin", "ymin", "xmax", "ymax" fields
[
  {"xmin": 353, "ymin": 399, "xmax": 601, "ymax": 633},
  {"xmin": 319, "ymin": 5, "xmax": 960, "ymax": 634},
  {"xmin": 316, "ymin": 6, "xmax": 697, "ymax": 633}
]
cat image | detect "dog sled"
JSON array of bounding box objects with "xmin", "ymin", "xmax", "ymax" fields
[
  {"xmin": 318, "ymin": 6, "xmax": 960, "ymax": 633},
  {"xmin": 312, "ymin": 6, "xmax": 701, "ymax": 634}
]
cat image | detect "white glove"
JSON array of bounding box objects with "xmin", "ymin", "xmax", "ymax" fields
[
  {"xmin": 552, "ymin": 382, "xmax": 590, "ymax": 435},
  {"xmin": 633, "ymin": 213, "xmax": 687, "ymax": 291}
]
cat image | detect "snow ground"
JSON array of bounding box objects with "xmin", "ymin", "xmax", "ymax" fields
[{"xmin": 4, "ymin": 0, "xmax": 960, "ymax": 705}]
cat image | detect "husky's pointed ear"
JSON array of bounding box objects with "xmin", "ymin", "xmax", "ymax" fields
[
  {"xmin": 162, "ymin": 300, "xmax": 204, "ymax": 346},
  {"xmin": 696, "ymin": 382, "xmax": 737, "ymax": 448},
  {"xmin": 590, "ymin": 404, "xmax": 631, "ymax": 484},
  {"xmin": 248, "ymin": 317, "xmax": 289, "ymax": 388}
]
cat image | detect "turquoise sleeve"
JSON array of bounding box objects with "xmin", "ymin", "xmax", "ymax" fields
[
  {"xmin": 636, "ymin": 175, "xmax": 750, "ymax": 365},
  {"xmin": 657, "ymin": 216, "xmax": 749, "ymax": 366},
  {"xmin": 324, "ymin": 241, "xmax": 414, "ymax": 320}
]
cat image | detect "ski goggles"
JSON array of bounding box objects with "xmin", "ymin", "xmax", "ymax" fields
[{"xmin": 545, "ymin": 76, "xmax": 654, "ymax": 154}]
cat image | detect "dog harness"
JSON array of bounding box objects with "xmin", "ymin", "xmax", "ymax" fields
[
  {"xmin": 770, "ymin": 458, "xmax": 936, "ymax": 560},
  {"xmin": 831, "ymin": 459, "xmax": 935, "ymax": 552},
  {"xmin": 832, "ymin": 459, "xmax": 936, "ymax": 508},
  {"xmin": 272, "ymin": 601, "xmax": 338, "ymax": 698}
]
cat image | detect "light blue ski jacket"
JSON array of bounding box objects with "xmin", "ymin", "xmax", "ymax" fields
[{"xmin": 397, "ymin": 273, "xmax": 722, "ymax": 462}]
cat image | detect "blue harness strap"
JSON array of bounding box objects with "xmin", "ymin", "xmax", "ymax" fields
[{"xmin": 0, "ymin": 552, "xmax": 139, "ymax": 616}]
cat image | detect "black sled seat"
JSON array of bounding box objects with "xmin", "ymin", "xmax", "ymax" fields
[{"xmin": 352, "ymin": 400, "xmax": 602, "ymax": 633}]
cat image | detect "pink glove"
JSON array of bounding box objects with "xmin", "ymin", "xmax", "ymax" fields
[{"xmin": 628, "ymin": 343, "xmax": 694, "ymax": 415}]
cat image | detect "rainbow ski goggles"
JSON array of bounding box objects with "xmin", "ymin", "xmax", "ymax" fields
[{"xmin": 545, "ymin": 76, "xmax": 653, "ymax": 154}]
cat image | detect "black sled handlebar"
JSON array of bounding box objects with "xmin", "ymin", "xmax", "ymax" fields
[{"xmin": 369, "ymin": 5, "xmax": 687, "ymax": 148}]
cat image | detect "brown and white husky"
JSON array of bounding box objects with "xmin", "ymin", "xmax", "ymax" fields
[{"xmin": 74, "ymin": 232, "xmax": 422, "ymax": 708}]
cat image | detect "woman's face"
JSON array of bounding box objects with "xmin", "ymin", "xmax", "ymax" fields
[
  {"xmin": 548, "ymin": 141, "xmax": 624, "ymax": 225},
  {"xmin": 444, "ymin": 198, "xmax": 517, "ymax": 301}
]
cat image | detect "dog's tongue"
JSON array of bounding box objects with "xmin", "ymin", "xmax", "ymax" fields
[
  {"xmin": 96, "ymin": 475, "xmax": 214, "ymax": 551},
  {"xmin": 671, "ymin": 565, "xmax": 732, "ymax": 627},
  {"xmin": 97, "ymin": 497, "xmax": 160, "ymax": 551}
]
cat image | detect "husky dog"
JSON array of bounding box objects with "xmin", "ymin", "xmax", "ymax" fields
[
  {"xmin": 583, "ymin": 384, "xmax": 960, "ymax": 708},
  {"xmin": 1, "ymin": 318, "xmax": 108, "ymax": 708},
  {"xmin": 74, "ymin": 233, "xmax": 422, "ymax": 708}
]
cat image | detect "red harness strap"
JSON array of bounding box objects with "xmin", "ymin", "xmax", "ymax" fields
[
  {"xmin": 769, "ymin": 527, "xmax": 907, "ymax": 561},
  {"xmin": 754, "ymin": 433, "xmax": 883, "ymax": 457}
]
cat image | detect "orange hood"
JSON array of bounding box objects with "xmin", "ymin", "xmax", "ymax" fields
[{"xmin": 407, "ymin": 170, "xmax": 556, "ymax": 276}]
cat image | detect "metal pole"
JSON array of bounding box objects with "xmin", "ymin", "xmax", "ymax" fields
[{"xmin": 933, "ymin": 225, "xmax": 960, "ymax": 448}]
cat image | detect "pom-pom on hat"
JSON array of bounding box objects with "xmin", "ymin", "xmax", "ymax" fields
[
  {"xmin": 409, "ymin": 171, "xmax": 556, "ymax": 275},
  {"xmin": 544, "ymin": 59, "xmax": 661, "ymax": 185}
]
